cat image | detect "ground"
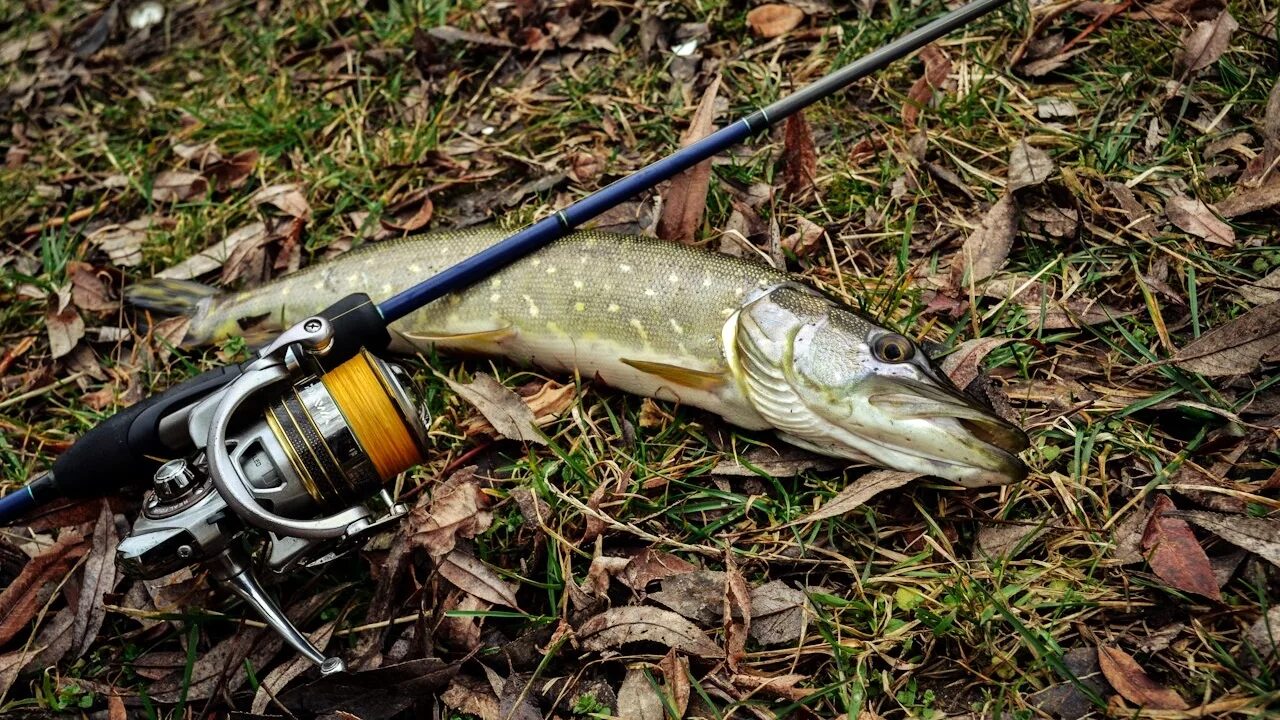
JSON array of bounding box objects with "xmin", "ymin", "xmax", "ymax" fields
[{"xmin": 1, "ymin": 0, "xmax": 1279, "ymax": 718}]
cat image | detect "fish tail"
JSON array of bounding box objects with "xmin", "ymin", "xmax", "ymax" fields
[{"xmin": 125, "ymin": 279, "xmax": 238, "ymax": 347}]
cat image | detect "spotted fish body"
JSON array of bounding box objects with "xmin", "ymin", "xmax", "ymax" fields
[{"xmin": 132, "ymin": 228, "xmax": 1029, "ymax": 487}]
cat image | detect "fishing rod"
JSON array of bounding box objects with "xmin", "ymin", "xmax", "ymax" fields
[{"xmin": 0, "ymin": 0, "xmax": 1011, "ymax": 671}]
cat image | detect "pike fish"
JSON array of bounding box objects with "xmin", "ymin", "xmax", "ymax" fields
[{"xmin": 128, "ymin": 228, "xmax": 1029, "ymax": 487}]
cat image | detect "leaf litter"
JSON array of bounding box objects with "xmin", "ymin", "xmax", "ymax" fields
[{"xmin": 4, "ymin": 0, "xmax": 1280, "ymax": 716}]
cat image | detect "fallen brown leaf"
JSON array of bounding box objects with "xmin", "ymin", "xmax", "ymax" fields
[
  {"xmin": 1097, "ymin": 644, "xmax": 1189, "ymax": 710},
  {"xmin": 657, "ymin": 76, "xmax": 720, "ymax": 244},
  {"xmin": 749, "ymin": 581, "xmax": 807, "ymax": 646},
  {"xmin": 380, "ymin": 190, "xmax": 434, "ymax": 233},
  {"xmin": 0, "ymin": 532, "xmax": 87, "ymax": 646},
  {"xmin": 443, "ymin": 674, "xmax": 501, "ymax": 720},
  {"xmin": 1166, "ymin": 195, "xmax": 1235, "ymax": 246},
  {"xmin": 730, "ymin": 672, "xmax": 814, "ymax": 701},
  {"xmin": 975, "ymin": 521, "xmax": 1049, "ymax": 560},
  {"xmin": 1243, "ymin": 605, "xmax": 1280, "ymax": 667},
  {"xmin": 782, "ymin": 112, "xmax": 818, "ymax": 199},
  {"xmin": 781, "ymin": 216, "xmax": 825, "ymax": 257},
  {"xmin": 1215, "ymin": 177, "xmax": 1280, "ymax": 217},
  {"xmin": 208, "ymin": 148, "xmax": 259, "ymax": 191},
  {"xmin": 746, "ymin": 4, "xmax": 805, "ymax": 38},
  {"xmin": 616, "ymin": 668, "xmax": 664, "ymax": 720},
  {"xmin": 68, "ymin": 262, "xmax": 119, "ymax": 314},
  {"xmin": 1008, "ymin": 140, "xmax": 1055, "ymax": 191},
  {"xmin": 252, "ymin": 183, "xmax": 312, "ymax": 219},
  {"xmin": 617, "ymin": 548, "xmax": 697, "ymax": 592},
  {"xmin": 156, "ymin": 221, "xmax": 267, "ymax": 280},
  {"xmin": 578, "ymin": 606, "xmax": 723, "ymax": 658},
  {"xmin": 407, "ymin": 466, "xmax": 492, "ymax": 559},
  {"xmin": 954, "ymin": 194, "xmax": 1018, "ymax": 288},
  {"xmin": 87, "ymin": 219, "xmax": 160, "ymax": 267},
  {"xmin": 903, "ymin": 44, "xmax": 951, "ymax": 130},
  {"xmin": 724, "ymin": 555, "xmax": 751, "ymax": 672},
  {"xmin": 1172, "ymin": 300, "xmax": 1280, "ymax": 376},
  {"xmin": 46, "ymin": 291, "xmax": 85, "ymax": 359},
  {"xmin": 444, "ymin": 372, "xmax": 544, "ymax": 444},
  {"xmin": 438, "ymin": 546, "xmax": 521, "ymax": 609},
  {"xmin": 650, "ymin": 569, "xmax": 724, "ymax": 625},
  {"xmin": 711, "ymin": 444, "xmax": 840, "ymax": 478},
  {"xmin": 1172, "ymin": 511, "xmax": 1280, "ymax": 569},
  {"xmin": 1238, "ymin": 268, "xmax": 1280, "ymax": 306},
  {"xmin": 70, "ymin": 501, "xmax": 118, "ymax": 659},
  {"xmin": 1142, "ymin": 495, "xmax": 1221, "ymax": 601},
  {"xmin": 940, "ymin": 337, "xmax": 1013, "ymax": 388},
  {"xmin": 791, "ymin": 470, "xmax": 922, "ymax": 525},
  {"xmin": 1176, "ymin": 10, "xmax": 1238, "ymax": 74},
  {"xmin": 151, "ymin": 170, "xmax": 208, "ymax": 202}
]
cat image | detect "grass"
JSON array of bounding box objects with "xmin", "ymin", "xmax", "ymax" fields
[{"xmin": 1, "ymin": 0, "xmax": 1279, "ymax": 717}]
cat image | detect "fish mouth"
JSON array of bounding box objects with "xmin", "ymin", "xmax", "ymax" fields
[{"xmin": 864, "ymin": 375, "xmax": 1029, "ymax": 487}]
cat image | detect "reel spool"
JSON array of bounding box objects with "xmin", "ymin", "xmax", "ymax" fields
[{"xmin": 262, "ymin": 349, "xmax": 425, "ymax": 511}]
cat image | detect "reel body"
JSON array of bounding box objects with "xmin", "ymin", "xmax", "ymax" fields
[{"xmin": 116, "ymin": 315, "xmax": 428, "ymax": 672}]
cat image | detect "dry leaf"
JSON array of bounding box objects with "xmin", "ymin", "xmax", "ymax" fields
[
  {"xmin": 657, "ymin": 76, "xmax": 720, "ymax": 244},
  {"xmin": 975, "ymin": 522, "xmax": 1047, "ymax": 559},
  {"xmin": 746, "ymin": 5, "xmax": 805, "ymax": 38},
  {"xmin": 782, "ymin": 112, "xmax": 818, "ymax": 199},
  {"xmin": 616, "ymin": 669, "xmax": 664, "ymax": 720},
  {"xmin": 1238, "ymin": 268, "xmax": 1280, "ymax": 306},
  {"xmin": 955, "ymin": 195, "xmax": 1018, "ymax": 287},
  {"xmin": 1141, "ymin": 495, "xmax": 1221, "ymax": 601},
  {"xmin": 70, "ymin": 502, "xmax": 118, "ymax": 658},
  {"xmin": 651, "ymin": 570, "xmax": 724, "ymax": 625},
  {"xmin": 381, "ymin": 190, "xmax": 434, "ymax": 233},
  {"xmin": 781, "ymin": 216, "xmax": 825, "ymax": 257},
  {"xmin": 616, "ymin": 548, "xmax": 698, "ymax": 591},
  {"xmin": 252, "ymin": 183, "xmax": 311, "ymax": 219},
  {"xmin": 729, "ymin": 672, "xmax": 814, "ymax": 701},
  {"xmin": 443, "ymin": 675, "xmax": 501, "ymax": 720},
  {"xmin": 407, "ymin": 467, "xmax": 492, "ymax": 559},
  {"xmin": 940, "ymin": 337, "xmax": 1013, "ymax": 388},
  {"xmin": 156, "ymin": 221, "xmax": 268, "ymax": 280},
  {"xmin": 749, "ymin": 581, "xmax": 806, "ymax": 646},
  {"xmin": 903, "ymin": 44, "xmax": 951, "ymax": 130},
  {"xmin": 87, "ymin": 219, "xmax": 155, "ymax": 267},
  {"xmin": 438, "ymin": 547, "xmax": 521, "ymax": 609},
  {"xmin": 1172, "ymin": 300, "xmax": 1280, "ymax": 376},
  {"xmin": 1176, "ymin": 10, "xmax": 1238, "ymax": 74},
  {"xmin": 68, "ymin": 262, "xmax": 119, "ymax": 314},
  {"xmin": 1097, "ymin": 645, "xmax": 1189, "ymax": 710},
  {"xmin": 1008, "ymin": 141, "xmax": 1055, "ymax": 191},
  {"xmin": 1215, "ymin": 177, "xmax": 1280, "ymax": 217},
  {"xmin": 724, "ymin": 555, "xmax": 751, "ymax": 672},
  {"xmin": 657, "ymin": 648, "xmax": 691, "ymax": 716},
  {"xmin": 1243, "ymin": 605, "xmax": 1280, "ymax": 667},
  {"xmin": 151, "ymin": 170, "xmax": 208, "ymax": 202},
  {"xmin": 444, "ymin": 372, "xmax": 544, "ymax": 444},
  {"xmin": 46, "ymin": 291, "xmax": 85, "ymax": 359},
  {"xmin": 0, "ymin": 532, "xmax": 87, "ymax": 646},
  {"xmin": 208, "ymin": 148, "xmax": 259, "ymax": 191},
  {"xmin": 578, "ymin": 606, "xmax": 724, "ymax": 658},
  {"xmin": 1173, "ymin": 511, "xmax": 1280, "ymax": 569},
  {"xmin": 792, "ymin": 470, "xmax": 922, "ymax": 525},
  {"xmin": 1166, "ymin": 195, "xmax": 1235, "ymax": 246}
]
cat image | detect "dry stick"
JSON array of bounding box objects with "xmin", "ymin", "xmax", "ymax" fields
[{"xmin": 0, "ymin": 372, "xmax": 88, "ymax": 412}]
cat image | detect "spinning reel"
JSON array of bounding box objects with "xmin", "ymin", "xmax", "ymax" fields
[{"xmin": 116, "ymin": 311, "xmax": 428, "ymax": 673}]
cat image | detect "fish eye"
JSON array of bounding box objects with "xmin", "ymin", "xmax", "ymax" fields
[{"xmin": 872, "ymin": 333, "xmax": 914, "ymax": 364}]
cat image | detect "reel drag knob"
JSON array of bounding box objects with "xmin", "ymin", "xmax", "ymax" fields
[{"xmin": 153, "ymin": 458, "xmax": 196, "ymax": 501}]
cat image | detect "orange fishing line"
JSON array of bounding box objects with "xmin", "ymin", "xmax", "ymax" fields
[{"xmin": 323, "ymin": 351, "xmax": 420, "ymax": 481}]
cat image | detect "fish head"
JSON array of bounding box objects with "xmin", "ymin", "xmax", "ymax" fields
[{"xmin": 728, "ymin": 284, "xmax": 1028, "ymax": 487}]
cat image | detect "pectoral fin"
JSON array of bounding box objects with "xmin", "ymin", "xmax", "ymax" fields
[
  {"xmin": 400, "ymin": 325, "xmax": 516, "ymax": 352},
  {"xmin": 620, "ymin": 358, "xmax": 726, "ymax": 391}
]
